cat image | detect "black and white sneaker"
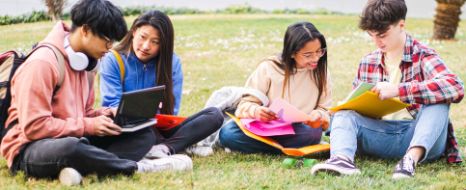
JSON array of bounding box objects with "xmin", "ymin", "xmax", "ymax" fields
[
  {"xmin": 311, "ymin": 155, "xmax": 361, "ymax": 175},
  {"xmin": 392, "ymin": 155, "xmax": 416, "ymax": 179}
]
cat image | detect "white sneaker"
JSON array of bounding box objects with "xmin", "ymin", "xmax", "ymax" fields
[
  {"xmin": 59, "ymin": 167, "xmax": 82, "ymax": 186},
  {"xmin": 185, "ymin": 146, "xmax": 214, "ymax": 157},
  {"xmin": 137, "ymin": 154, "xmax": 193, "ymax": 173},
  {"xmin": 145, "ymin": 144, "xmax": 171, "ymax": 159}
]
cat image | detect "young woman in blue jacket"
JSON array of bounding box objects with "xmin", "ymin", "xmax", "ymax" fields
[{"xmin": 99, "ymin": 10, "xmax": 223, "ymax": 159}]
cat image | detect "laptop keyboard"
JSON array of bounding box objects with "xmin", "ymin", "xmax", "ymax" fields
[
  {"xmin": 115, "ymin": 116, "xmax": 149, "ymax": 126},
  {"xmin": 124, "ymin": 118, "xmax": 149, "ymax": 126}
]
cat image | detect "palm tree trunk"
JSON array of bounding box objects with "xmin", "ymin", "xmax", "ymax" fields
[
  {"xmin": 433, "ymin": 0, "xmax": 465, "ymax": 40},
  {"xmin": 44, "ymin": 0, "xmax": 66, "ymax": 22}
]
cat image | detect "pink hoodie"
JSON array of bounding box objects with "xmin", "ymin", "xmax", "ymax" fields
[{"xmin": 1, "ymin": 22, "xmax": 106, "ymax": 167}]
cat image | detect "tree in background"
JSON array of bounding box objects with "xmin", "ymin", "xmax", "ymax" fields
[
  {"xmin": 433, "ymin": 0, "xmax": 465, "ymax": 40},
  {"xmin": 44, "ymin": 0, "xmax": 66, "ymax": 21}
]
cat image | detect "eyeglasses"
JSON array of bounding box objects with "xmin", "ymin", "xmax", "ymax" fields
[
  {"xmin": 296, "ymin": 48, "xmax": 326, "ymax": 59},
  {"xmin": 101, "ymin": 36, "xmax": 114, "ymax": 48}
]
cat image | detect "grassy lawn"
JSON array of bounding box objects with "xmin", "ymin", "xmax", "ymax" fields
[{"xmin": 1, "ymin": 14, "xmax": 465, "ymax": 189}]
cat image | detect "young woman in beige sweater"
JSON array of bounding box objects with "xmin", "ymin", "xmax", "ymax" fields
[{"xmin": 219, "ymin": 21, "xmax": 332, "ymax": 154}]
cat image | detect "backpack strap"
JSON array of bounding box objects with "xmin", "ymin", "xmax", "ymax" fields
[
  {"xmin": 43, "ymin": 44, "xmax": 66, "ymax": 88},
  {"xmin": 29, "ymin": 43, "xmax": 66, "ymax": 89},
  {"xmin": 110, "ymin": 50, "xmax": 125, "ymax": 85},
  {"xmin": 1, "ymin": 44, "xmax": 65, "ymax": 141}
]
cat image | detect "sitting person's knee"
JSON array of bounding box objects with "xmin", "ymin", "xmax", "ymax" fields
[
  {"xmin": 204, "ymin": 107, "xmax": 225, "ymax": 125},
  {"xmin": 57, "ymin": 137, "xmax": 84, "ymax": 158},
  {"xmin": 334, "ymin": 110, "xmax": 359, "ymax": 118},
  {"xmin": 294, "ymin": 125, "xmax": 322, "ymax": 145},
  {"xmin": 302, "ymin": 132, "xmax": 322, "ymax": 145},
  {"xmin": 219, "ymin": 121, "xmax": 238, "ymax": 142}
]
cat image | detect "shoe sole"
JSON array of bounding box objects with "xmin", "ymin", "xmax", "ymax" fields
[
  {"xmin": 169, "ymin": 154, "xmax": 193, "ymax": 171},
  {"xmin": 186, "ymin": 147, "xmax": 214, "ymax": 157},
  {"xmin": 311, "ymin": 163, "xmax": 361, "ymax": 176},
  {"xmin": 392, "ymin": 173, "xmax": 413, "ymax": 180}
]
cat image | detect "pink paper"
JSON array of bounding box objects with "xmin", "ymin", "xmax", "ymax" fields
[
  {"xmin": 268, "ymin": 98, "xmax": 311, "ymax": 122},
  {"xmin": 240, "ymin": 119, "xmax": 295, "ymax": 136}
]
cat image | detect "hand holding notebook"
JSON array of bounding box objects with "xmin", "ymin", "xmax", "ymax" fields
[
  {"xmin": 269, "ymin": 98, "xmax": 327, "ymax": 128},
  {"xmin": 241, "ymin": 98, "xmax": 328, "ymax": 136},
  {"xmin": 330, "ymin": 82, "xmax": 410, "ymax": 118},
  {"xmin": 303, "ymin": 110, "xmax": 329, "ymax": 130},
  {"xmin": 253, "ymin": 106, "xmax": 279, "ymax": 122}
]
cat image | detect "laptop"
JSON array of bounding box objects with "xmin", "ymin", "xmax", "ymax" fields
[{"xmin": 113, "ymin": 85, "xmax": 165, "ymax": 132}]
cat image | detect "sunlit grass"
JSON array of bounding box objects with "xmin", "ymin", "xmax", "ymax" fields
[{"xmin": 0, "ymin": 14, "xmax": 465, "ymax": 189}]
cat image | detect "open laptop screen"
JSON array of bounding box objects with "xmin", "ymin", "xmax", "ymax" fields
[{"xmin": 114, "ymin": 85, "xmax": 165, "ymax": 126}]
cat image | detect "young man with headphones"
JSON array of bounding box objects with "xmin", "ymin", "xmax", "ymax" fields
[{"xmin": 1, "ymin": 0, "xmax": 192, "ymax": 186}]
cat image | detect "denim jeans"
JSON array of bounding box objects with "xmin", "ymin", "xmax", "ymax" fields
[
  {"xmin": 219, "ymin": 120, "xmax": 323, "ymax": 154},
  {"xmin": 330, "ymin": 104, "xmax": 449, "ymax": 162},
  {"xmin": 11, "ymin": 127, "xmax": 156, "ymax": 178},
  {"xmin": 154, "ymin": 107, "xmax": 224, "ymax": 154}
]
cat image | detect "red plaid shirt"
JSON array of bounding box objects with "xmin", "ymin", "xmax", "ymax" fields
[{"xmin": 353, "ymin": 34, "xmax": 464, "ymax": 163}]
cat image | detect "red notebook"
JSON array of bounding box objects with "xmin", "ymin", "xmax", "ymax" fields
[{"xmin": 154, "ymin": 114, "xmax": 186, "ymax": 131}]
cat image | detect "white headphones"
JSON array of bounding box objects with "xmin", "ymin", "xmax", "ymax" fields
[{"xmin": 64, "ymin": 36, "xmax": 98, "ymax": 71}]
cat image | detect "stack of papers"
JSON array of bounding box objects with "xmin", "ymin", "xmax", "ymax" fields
[
  {"xmin": 240, "ymin": 119, "xmax": 295, "ymax": 136},
  {"xmin": 240, "ymin": 98, "xmax": 314, "ymax": 136},
  {"xmin": 228, "ymin": 112, "xmax": 330, "ymax": 156}
]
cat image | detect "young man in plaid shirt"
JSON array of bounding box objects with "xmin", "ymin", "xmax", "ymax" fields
[{"xmin": 311, "ymin": 0, "xmax": 464, "ymax": 179}]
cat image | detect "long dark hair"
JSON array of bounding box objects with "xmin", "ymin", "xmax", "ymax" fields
[
  {"xmin": 272, "ymin": 21, "xmax": 328, "ymax": 109},
  {"xmin": 114, "ymin": 10, "xmax": 175, "ymax": 114}
]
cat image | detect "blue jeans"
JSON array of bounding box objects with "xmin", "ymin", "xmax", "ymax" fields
[
  {"xmin": 330, "ymin": 104, "xmax": 449, "ymax": 162},
  {"xmin": 219, "ymin": 120, "xmax": 322, "ymax": 154}
]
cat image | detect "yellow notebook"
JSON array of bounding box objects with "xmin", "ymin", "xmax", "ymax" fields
[{"xmin": 330, "ymin": 83, "xmax": 410, "ymax": 118}]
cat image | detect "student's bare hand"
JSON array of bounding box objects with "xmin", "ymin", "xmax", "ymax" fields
[
  {"xmin": 371, "ymin": 82, "xmax": 399, "ymax": 100},
  {"xmin": 254, "ymin": 106, "xmax": 278, "ymax": 122},
  {"xmin": 101, "ymin": 107, "xmax": 117, "ymax": 118},
  {"xmin": 304, "ymin": 110, "xmax": 329, "ymax": 129},
  {"xmin": 93, "ymin": 115, "xmax": 121, "ymax": 136}
]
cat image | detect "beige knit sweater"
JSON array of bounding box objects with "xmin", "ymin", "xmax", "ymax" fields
[{"xmin": 235, "ymin": 56, "xmax": 332, "ymax": 121}]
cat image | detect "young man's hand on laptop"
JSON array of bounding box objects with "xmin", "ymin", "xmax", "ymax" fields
[
  {"xmin": 101, "ymin": 107, "xmax": 117, "ymax": 120},
  {"xmin": 94, "ymin": 115, "xmax": 122, "ymax": 136}
]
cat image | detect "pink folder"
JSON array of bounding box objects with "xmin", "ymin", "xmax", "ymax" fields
[{"xmin": 240, "ymin": 118, "xmax": 295, "ymax": 136}]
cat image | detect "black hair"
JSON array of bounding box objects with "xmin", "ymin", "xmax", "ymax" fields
[
  {"xmin": 114, "ymin": 10, "xmax": 175, "ymax": 115},
  {"xmin": 70, "ymin": 0, "xmax": 127, "ymax": 41},
  {"xmin": 273, "ymin": 21, "xmax": 328, "ymax": 108},
  {"xmin": 359, "ymin": 0, "xmax": 407, "ymax": 33}
]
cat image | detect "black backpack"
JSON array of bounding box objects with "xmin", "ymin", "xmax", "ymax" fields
[{"xmin": 0, "ymin": 43, "xmax": 65, "ymax": 144}]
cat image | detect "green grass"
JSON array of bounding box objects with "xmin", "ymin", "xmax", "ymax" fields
[{"xmin": 1, "ymin": 14, "xmax": 465, "ymax": 189}]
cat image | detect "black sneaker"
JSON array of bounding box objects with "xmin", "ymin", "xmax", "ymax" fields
[
  {"xmin": 311, "ymin": 155, "xmax": 361, "ymax": 175},
  {"xmin": 392, "ymin": 155, "xmax": 416, "ymax": 179}
]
